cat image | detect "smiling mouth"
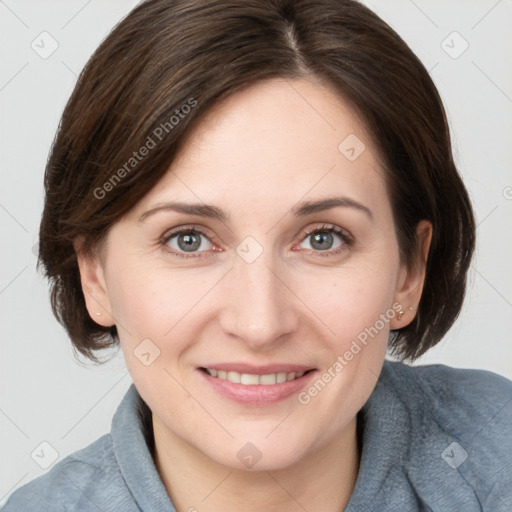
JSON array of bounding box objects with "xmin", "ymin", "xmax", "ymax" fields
[{"xmin": 199, "ymin": 367, "xmax": 315, "ymax": 385}]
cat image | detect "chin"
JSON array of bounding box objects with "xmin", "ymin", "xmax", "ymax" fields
[{"xmin": 205, "ymin": 435, "xmax": 312, "ymax": 473}]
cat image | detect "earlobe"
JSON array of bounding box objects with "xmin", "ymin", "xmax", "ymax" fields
[
  {"xmin": 73, "ymin": 237, "xmax": 115, "ymax": 327},
  {"xmin": 389, "ymin": 220, "xmax": 432, "ymax": 329}
]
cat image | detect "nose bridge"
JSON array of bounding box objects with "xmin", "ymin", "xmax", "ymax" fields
[{"xmin": 220, "ymin": 237, "xmax": 296, "ymax": 347}]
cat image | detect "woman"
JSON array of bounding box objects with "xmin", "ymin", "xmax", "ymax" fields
[{"xmin": 3, "ymin": 0, "xmax": 511, "ymax": 510}]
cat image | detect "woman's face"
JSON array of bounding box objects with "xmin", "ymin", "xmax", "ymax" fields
[{"xmin": 78, "ymin": 77, "xmax": 425, "ymax": 471}]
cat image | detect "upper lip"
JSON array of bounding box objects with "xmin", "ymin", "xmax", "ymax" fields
[{"xmin": 199, "ymin": 363, "xmax": 315, "ymax": 375}]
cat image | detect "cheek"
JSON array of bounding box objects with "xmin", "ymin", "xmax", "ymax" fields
[
  {"xmin": 107, "ymin": 265, "xmax": 198, "ymax": 395},
  {"xmin": 105, "ymin": 258, "xmax": 193, "ymax": 349},
  {"xmin": 304, "ymin": 260, "xmax": 399, "ymax": 347},
  {"xmin": 293, "ymin": 260, "xmax": 398, "ymax": 432},
  {"xmin": 105, "ymin": 258, "xmax": 228, "ymax": 379}
]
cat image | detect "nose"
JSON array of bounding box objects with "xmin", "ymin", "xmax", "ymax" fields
[{"xmin": 219, "ymin": 246, "xmax": 298, "ymax": 351}]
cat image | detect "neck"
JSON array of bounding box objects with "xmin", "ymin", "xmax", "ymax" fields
[{"xmin": 152, "ymin": 414, "xmax": 361, "ymax": 512}]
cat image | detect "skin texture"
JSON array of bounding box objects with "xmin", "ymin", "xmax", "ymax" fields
[{"xmin": 76, "ymin": 77, "xmax": 432, "ymax": 512}]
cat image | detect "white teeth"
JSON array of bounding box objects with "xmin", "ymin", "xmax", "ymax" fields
[
  {"xmin": 240, "ymin": 373, "xmax": 259, "ymax": 385},
  {"xmin": 276, "ymin": 372, "xmax": 287, "ymax": 383},
  {"xmin": 227, "ymin": 371, "xmax": 241, "ymax": 383},
  {"xmin": 259, "ymin": 373, "xmax": 276, "ymax": 385},
  {"xmin": 205, "ymin": 368, "xmax": 308, "ymax": 385}
]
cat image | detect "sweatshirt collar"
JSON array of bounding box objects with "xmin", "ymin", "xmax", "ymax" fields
[
  {"xmin": 111, "ymin": 384, "xmax": 177, "ymax": 511},
  {"xmin": 111, "ymin": 361, "xmax": 436, "ymax": 511}
]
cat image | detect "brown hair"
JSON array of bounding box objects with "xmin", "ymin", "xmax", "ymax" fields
[{"xmin": 38, "ymin": 0, "xmax": 475, "ymax": 363}]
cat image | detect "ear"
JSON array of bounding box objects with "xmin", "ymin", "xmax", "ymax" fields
[
  {"xmin": 389, "ymin": 220, "xmax": 432, "ymax": 329},
  {"xmin": 73, "ymin": 236, "xmax": 115, "ymax": 327}
]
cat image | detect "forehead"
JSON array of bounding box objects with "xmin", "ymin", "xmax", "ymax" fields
[{"xmin": 133, "ymin": 77, "xmax": 388, "ymax": 219}]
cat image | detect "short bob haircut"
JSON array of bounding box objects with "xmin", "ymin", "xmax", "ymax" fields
[{"xmin": 38, "ymin": 0, "xmax": 475, "ymax": 363}]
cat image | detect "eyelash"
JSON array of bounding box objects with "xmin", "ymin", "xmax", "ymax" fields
[{"xmin": 159, "ymin": 223, "xmax": 354, "ymax": 260}]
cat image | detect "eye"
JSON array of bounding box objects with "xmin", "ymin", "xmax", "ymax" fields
[
  {"xmin": 160, "ymin": 223, "xmax": 353, "ymax": 260},
  {"xmin": 161, "ymin": 226, "xmax": 215, "ymax": 259},
  {"xmin": 296, "ymin": 224, "xmax": 353, "ymax": 257}
]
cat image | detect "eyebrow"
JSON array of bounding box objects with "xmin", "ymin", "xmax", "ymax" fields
[{"xmin": 137, "ymin": 195, "xmax": 373, "ymax": 223}]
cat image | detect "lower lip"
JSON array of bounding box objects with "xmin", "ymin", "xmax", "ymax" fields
[{"xmin": 198, "ymin": 369, "xmax": 317, "ymax": 406}]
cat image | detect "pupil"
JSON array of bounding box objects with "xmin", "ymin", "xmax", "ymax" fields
[
  {"xmin": 179, "ymin": 232, "xmax": 200, "ymax": 252},
  {"xmin": 312, "ymin": 232, "xmax": 332, "ymax": 250}
]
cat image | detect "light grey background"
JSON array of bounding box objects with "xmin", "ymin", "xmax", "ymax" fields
[{"xmin": 1, "ymin": 0, "xmax": 511, "ymax": 504}]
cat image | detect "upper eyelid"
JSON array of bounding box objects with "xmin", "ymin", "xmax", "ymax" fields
[{"xmin": 161, "ymin": 225, "xmax": 214, "ymax": 243}]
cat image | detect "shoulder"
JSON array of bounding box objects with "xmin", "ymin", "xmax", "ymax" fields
[
  {"xmin": 382, "ymin": 360, "xmax": 512, "ymax": 430},
  {"xmin": 379, "ymin": 360, "xmax": 512, "ymax": 510},
  {"xmin": 383, "ymin": 358, "xmax": 512, "ymax": 396},
  {"xmin": 2, "ymin": 434, "xmax": 134, "ymax": 512}
]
